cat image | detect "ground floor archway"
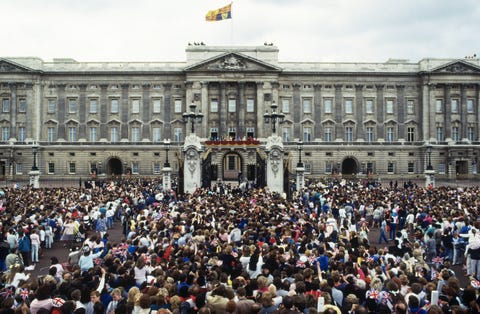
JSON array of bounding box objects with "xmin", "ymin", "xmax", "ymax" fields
[
  {"xmin": 341, "ymin": 157, "xmax": 358, "ymax": 175},
  {"xmin": 107, "ymin": 157, "xmax": 123, "ymax": 175}
]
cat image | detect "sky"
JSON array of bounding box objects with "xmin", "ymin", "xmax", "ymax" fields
[{"xmin": 1, "ymin": 0, "xmax": 479, "ymax": 63}]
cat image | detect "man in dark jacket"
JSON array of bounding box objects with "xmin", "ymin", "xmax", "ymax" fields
[{"xmin": 17, "ymin": 232, "xmax": 31, "ymax": 266}]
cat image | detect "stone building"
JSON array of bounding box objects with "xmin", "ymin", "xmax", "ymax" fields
[{"xmin": 0, "ymin": 45, "xmax": 479, "ymax": 186}]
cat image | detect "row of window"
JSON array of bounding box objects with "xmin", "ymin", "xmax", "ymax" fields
[
  {"xmin": 435, "ymin": 99, "xmax": 476, "ymax": 113},
  {"xmin": 1, "ymin": 127, "xmax": 27, "ymax": 142},
  {"xmin": 1, "ymin": 98, "xmax": 27, "ymax": 113}
]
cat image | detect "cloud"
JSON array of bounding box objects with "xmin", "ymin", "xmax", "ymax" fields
[{"xmin": 1, "ymin": 0, "xmax": 479, "ymax": 62}]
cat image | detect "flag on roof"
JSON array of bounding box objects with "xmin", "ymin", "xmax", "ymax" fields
[{"xmin": 206, "ymin": 3, "xmax": 232, "ymax": 21}]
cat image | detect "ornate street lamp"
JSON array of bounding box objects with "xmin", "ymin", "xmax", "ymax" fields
[
  {"xmin": 297, "ymin": 141, "xmax": 304, "ymax": 168},
  {"xmin": 183, "ymin": 101, "xmax": 204, "ymax": 134},
  {"xmin": 31, "ymin": 142, "xmax": 39, "ymax": 171},
  {"xmin": 263, "ymin": 101, "xmax": 285, "ymax": 134},
  {"xmin": 426, "ymin": 143, "xmax": 433, "ymax": 171},
  {"xmin": 164, "ymin": 139, "xmax": 171, "ymax": 168}
]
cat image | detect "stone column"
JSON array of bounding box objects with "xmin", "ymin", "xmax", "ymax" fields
[
  {"xmin": 444, "ymin": 84, "xmax": 452, "ymax": 140},
  {"xmin": 293, "ymin": 83, "xmax": 301, "ymax": 139},
  {"xmin": 120, "ymin": 84, "xmax": 129, "ymax": 139},
  {"xmin": 142, "ymin": 84, "xmax": 151, "ymax": 139},
  {"xmin": 57, "ymin": 84, "xmax": 66, "ymax": 140},
  {"xmin": 375, "ymin": 84, "xmax": 385, "ymax": 140},
  {"xmin": 460, "ymin": 84, "xmax": 468, "ymax": 141},
  {"xmin": 9, "ymin": 83, "xmax": 17, "ymax": 140},
  {"xmin": 314, "ymin": 84, "xmax": 322, "ymax": 139},
  {"xmin": 238, "ymin": 82, "xmax": 245, "ymax": 138},
  {"xmin": 421, "ymin": 82, "xmax": 430, "ymax": 142},
  {"xmin": 163, "ymin": 83, "xmax": 172, "ymax": 138},
  {"xmin": 355, "ymin": 84, "xmax": 364, "ymax": 140},
  {"xmin": 334, "ymin": 84, "xmax": 343, "ymax": 140},
  {"xmin": 396, "ymin": 85, "xmax": 405, "ymax": 140},
  {"xmin": 99, "ymin": 84, "xmax": 108, "ymax": 139},
  {"xmin": 79, "ymin": 84, "xmax": 87, "ymax": 139},
  {"xmin": 256, "ymin": 81, "xmax": 265, "ymax": 138},
  {"xmin": 201, "ymin": 82, "xmax": 209, "ymax": 138},
  {"xmin": 220, "ymin": 82, "xmax": 227, "ymax": 138},
  {"xmin": 33, "ymin": 80, "xmax": 43, "ymax": 141}
]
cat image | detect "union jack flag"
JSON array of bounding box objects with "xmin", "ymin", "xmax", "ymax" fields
[
  {"xmin": 378, "ymin": 291, "xmax": 391, "ymax": 305},
  {"xmin": 366, "ymin": 288, "xmax": 379, "ymax": 300},
  {"xmin": 19, "ymin": 288, "xmax": 29, "ymax": 300},
  {"xmin": 52, "ymin": 297, "xmax": 65, "ymax": 307},
  {"xmin": 431, "ymin": 256, "xmax": 444, "ymax": 265},
  {"xmin": 296, "ymin": 259, "xmax": 306, "ymax": 268},
  {"xmin": 471, "ymin": 279, "xmax": 480, "ymax": 289},
  {"xmin": 0, "ymin": 287, "xmax": 14, "ymax": 298}
]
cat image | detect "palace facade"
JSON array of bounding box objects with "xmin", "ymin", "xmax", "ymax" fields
[{"xmin": 1, "ymin": 45, "xmax": 479, "ymax": 185}]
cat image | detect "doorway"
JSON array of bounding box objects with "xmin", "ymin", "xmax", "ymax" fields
[
  {"xmin": 107, "ymin": 158, "xmax": 123, "ymax": 175},
  {"xmin": 222, "ymin": 153, "xmax": 243, "ymax": 181},
  {"xmin": 341, "ymin": 158, "xmax": 358, "ymax": 175}
]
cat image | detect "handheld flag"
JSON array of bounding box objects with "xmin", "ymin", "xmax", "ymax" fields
[{"xmin": 206, "ymin": 3, "xmax": 232, "ymax": 22}]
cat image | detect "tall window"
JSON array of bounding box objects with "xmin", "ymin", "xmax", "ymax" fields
[
  {"xmin": 18, "ymin": 127, "xmax": 26, "ymax": 142},
  {"xmin": 468, "ymin": 126, "xmax": 475, "ymax": 141},
  {"xmin": 111, "ymin": 99, "xmax": 119, "ymax": 113},
  {"xmin": 451, "ymin": 99, "xmax": 459, "ymax": 113},
  {"xmin": 131, "ymin": 127, "xmax": 140, "ymax": 142},
  {"xmin": 324, "ymin": 98, "xmax": 332, "ymax": 114},
  {"xmin": 282, "ymin": 127, "xmax": 291, "ymax": 142},
  {"xmin": 174, "ymin": 99, "xmax": 182, "ymax": 113},
  {"xmin": 48, "ymin": 99, "xmax": 56, "ymax": 113},
  {"xmin": 452, "ymin": 126, "xmax": 459, "ymax": 141},
  {"xmin": 68, "ymin": 99, "xmax": 77, "ymax": 113},
  {"xmin": 436, "ymin": 127, "xmax": 443, "ymax": 142},
  {"xmin": 174, "ymin": 127, "xmax": 183, "ymax": 142},
  {"xmin": 365, "ymin": 99, "xmax": 374, "ymax": 114},
  {"xmin": 303, "ymin": 127, "xmax": 312, "ymax": 142},
  {"xmin": 152, "ymin": 127, "xmax": 162, "ymax": 142},
  {"xmin": 2, "ymin": 98, "xmax": 10, "ymax": 112},
  {"xmin": 110, "ymin": 127, "xmax": 119, "ymax": 142},
  {"xmin": 344, "ymin": 99, "xmax": 353, "ymax": 114},
  {"xmin": 89, "ymin": 99, "xmax": 98, "ymax": 113},
  {"xmin": 302, "ymin": 98, "xmax": 312, "ymax": 113},
  {"xmin": 132, "ymin": 99, "xmax": 140, "ymax": 114},
  {"xmin": 48, "ymin": 162, "xmax": 55, "ymax": 174},
  {"xmin": 407, "ymin": 127, "xmax": 415, "ymax": 142},
  {"xmin": 69, "ymin": 162, "xmax": 76, "ymax": 174},
  {"xmin": 210, "ymin": 98, "xmax": 218, "ymax": 113},
  {"xmin": 228, "ymin": 99, "xmax": 236, "ymax": 112},
  {"xmin": 345, "ymin": 126, "xmax": 353, "ymax": 142},
  {"xmin": 407, "ymin": 162, "xmax": 415, "ymax": 173},
  {"xmin": 210, "ymin": 127, "xmax": 218, "ymax": 140},
  {"xmin": 467, "ymin": 99, "xmax": 475, "ymax": 113},
  {"xmin": 1, "ymin": 127, "xmax": 9, "ymax": 141},
  {"xmin": 435, "ymin": 99, "xmax": 443, "ymax": 113},
  {"xmin": 18, "ymin": 98, "xmax": 26, "ymax": 112},
  {"xmin": 325, "ymin": 161, "xmax": 333, "ymax": 174},
  {"xmin": 386, "ymin": 99, "xmax": 394, "ymax": 114},
  {"xmin": 246, "ymin": 99, "xmax": 255, "ymax": 112},
  {"xmin": 246, "ymin": 127, "xmax": 255, "ymax": 139},
  {"xmin": 16, "ymin": 163, "xmax": 23, "ymax": 175},
  {"xmin": 324, "ymin": 127, "xmax": 332, "ymax": 142},
  {"xmin": 281, "ymin": 98, "xmax": 290, "ymax": 113},
  {"xmin": 153, "ymin": 99, "xmax": 161, "ymax": 113},
  {"xmin": 387, "ymin": 162, "xmax": 395, "ymax": 174},
  {"xmin": 68, "ymin": 127, "xmax": 77, "ymax": 141},
  {"xmin": 366, "ymin": 127, "xmax": 374, "ymax": 142},
  {"xmin": 153, "ymin": 162, "xmax": 161, "ymax": 174},
  {"xmin": 407, "ymin": 100, "xmax": 414, "ymax": 114},
  {"xmin": 386, "ymin": 127, "xmax": 395, "ymax": 142},
  {"xmin": 132, "ymin": 162, "xmax": 139, "ymax": 174},
  {"xmin": 90, "ymin": 127, "xmax": 97, "ymax": 142},
  {"xmin": 48, "ymin": 127, "xmax": 56, "ymax": 142}
]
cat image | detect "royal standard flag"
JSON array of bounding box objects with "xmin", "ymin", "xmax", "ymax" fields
[{"xmin": 205, "ymin": 3, "xmax": 232, "ymax": 21}]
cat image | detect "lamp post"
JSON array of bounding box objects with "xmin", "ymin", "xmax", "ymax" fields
[
  {"xmin": 32, "ymin": 143, "xmax": 38, "ymax": 171},
  {"xmin": 163, "ymin": 138, "xmax": 172, "ymax": 191},
  {"xmin": 263, "ymin": 101, "xmax": 285, "ymax": 134},
  {"xmin": 183, "ymin": 101, "xmax": 204, "ymax": 134},
  {"xmin": 296, "ymin": 140, "xmax": 305, "ymax": 192},
  {"xmin": 29, "ymin": 142, "xmax": 40, "ymax": 188},
  {"xmin": 425, "ymin": 142, "xmax": 435, "ymax": 188},
  {"xmin": 164, "ymin": 139, "xmax": 171, "ymax": 167}
]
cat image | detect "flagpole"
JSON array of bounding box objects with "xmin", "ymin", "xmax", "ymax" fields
[{"xmin": 230, "ymin": 2, "xmax": 234, "ymax": 45}]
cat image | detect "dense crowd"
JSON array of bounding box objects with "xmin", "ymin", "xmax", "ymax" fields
[{"xmin": 0, "ymin": 178, "xmax": 479, "ymax": 314}]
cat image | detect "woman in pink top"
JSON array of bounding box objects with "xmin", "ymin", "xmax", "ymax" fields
[{"xmin": 30, "ymin": 229, "xmax": 41, "ymax": 263}]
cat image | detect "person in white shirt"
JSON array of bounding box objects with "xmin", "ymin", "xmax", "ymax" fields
[
  {"xmin": 7, "ymin": 264, "xmax": 30, "ymax": 288},
  {"xmin": 30, "ymin": 229, "xmax": 41, "ymax": 263}
]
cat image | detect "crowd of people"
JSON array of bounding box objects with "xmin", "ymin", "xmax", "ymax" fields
[{"xmin": 0, "ymin": 177, "xmax": 479, "ymax": 314}]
